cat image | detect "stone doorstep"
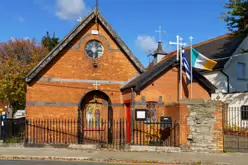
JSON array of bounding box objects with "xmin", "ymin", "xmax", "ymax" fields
[
  {"xmin": 129, "ymin": 145, "xmax": 181, "ymax": 152},
  {"xmin": 68, "ymin": 144, "xmax": 100, "ymax": 150}
]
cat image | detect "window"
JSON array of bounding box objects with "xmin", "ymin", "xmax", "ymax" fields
[
  {"xmin": 237, "ymin": 63, "xmax": 246, "ymax": 79},
  {"xmin": 86, "ymin": 103, "xmax": 101, "ymax": 128},
  {"xmin": 85, "ymin": 40, "xmax": 104, "ymax": 59},
  {"xmin": 241, "ymin": 106, "xmax": 248, "ymax": 120},
  {"xmin": 145, "ymin": 102, "xmax": 157, "ymax": 123}
]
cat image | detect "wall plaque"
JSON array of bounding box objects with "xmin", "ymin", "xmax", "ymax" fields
[{"xmin": 135, "ymin": 109, "xmax": 147, "ymax": 121}]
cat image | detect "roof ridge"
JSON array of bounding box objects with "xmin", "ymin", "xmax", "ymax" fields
[
  {"xmin": 190, "ymin": 34, "xmax": 232, "ymax": 49},
  {"xmin": 25, "ymin": 9, "xmax": 144, "ymax": 83}
]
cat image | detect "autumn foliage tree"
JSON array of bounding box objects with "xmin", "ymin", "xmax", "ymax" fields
[{"xmin": 0, "ymin": 39, "xmax": 49, "ymax": 113}]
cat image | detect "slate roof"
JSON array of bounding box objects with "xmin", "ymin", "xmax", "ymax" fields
[
  {"xmin": 121, "ymin": 55, "xmax": 216, "ymax": 94},
  {"xmin": 187, "ymin": 34, "xmax": 243, "ymax": 70},
  {"xmin": 147, "ymin": 34, "xmax": 244, "ymax": 71},
  {"xmin": 153, "ymin": 41, "xmax": 168, "ymax": 55},
  {"xmin": 25, "ymin": 9, "xmax": 145, "ymax": 83}
]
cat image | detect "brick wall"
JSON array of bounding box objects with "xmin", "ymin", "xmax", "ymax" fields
[
  {"xmin": 26, "ymin": 21, "xmax": 139, "ymax": 120},
  {"xmin": 134, "ymin": 66, "xmax": 211, "ymax": 104}
]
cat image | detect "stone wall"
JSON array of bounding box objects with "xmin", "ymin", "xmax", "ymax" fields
[{"xmin": 181, "ymin": 100, "xmax": 224, "ymax": 153}]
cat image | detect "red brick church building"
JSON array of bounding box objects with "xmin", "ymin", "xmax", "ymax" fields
[{"xmin": 25, "ymin": 9, "xmax": 215, "ymax": 144}]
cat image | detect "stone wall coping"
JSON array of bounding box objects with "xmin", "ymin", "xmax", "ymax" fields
[{"xmin": 164, "ymin": 99, "xmax": 223, "ymax": 107}]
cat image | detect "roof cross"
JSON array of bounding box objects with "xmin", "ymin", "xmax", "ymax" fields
[
  {"xmin": 169, "ymin": 36, "xmax": 187, "ymax": 61},
  {"xmin": 77, "ymin": 17, "xmax": 83, "ymax": 22},
  {"xmin": 155, "ymin": 26, "xmax": 166, "ymax": 42}
]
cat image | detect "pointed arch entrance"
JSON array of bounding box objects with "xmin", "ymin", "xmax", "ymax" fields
[{"xmin": 78, "ymin": 90, "xmax": 113, "ymax": 144}]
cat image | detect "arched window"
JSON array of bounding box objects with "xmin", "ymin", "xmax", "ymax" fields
[
  {"xmin": 86, "ymin": 103, "xmax": 101, "ymax": 128},
  {"xmin": 146, "ymin": 102, "xmax": 157, "ymax": 123}
]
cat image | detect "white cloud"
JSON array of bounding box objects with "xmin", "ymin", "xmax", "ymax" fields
[
  {"xmin": 17, "ymin": 16, "xmax": 25, "ymax": 23},
  {"xmin": 55, "ymin": 0, "xmax": 90, "ymax": 20},
  {"xmin": 136, "ymin": 35, "xmax": 157, "ymax": 53},
  {"xmin": 136, "ymin": 35, "xmax": 176, "ymax": 54}
]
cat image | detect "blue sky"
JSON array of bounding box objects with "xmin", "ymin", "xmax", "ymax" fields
[{"xmin": 0, "ymin": 0, "xmax": 228, "ymax": 67}]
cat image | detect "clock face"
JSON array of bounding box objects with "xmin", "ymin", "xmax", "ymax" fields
[{"xmin": 85, "ymin": 40, "xmax": 104, "ymax": 59}]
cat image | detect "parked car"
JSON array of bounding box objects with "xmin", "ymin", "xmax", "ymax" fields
[{"xmin": 13, "ymin": 110, "xmax": 26, "ymax": 119}]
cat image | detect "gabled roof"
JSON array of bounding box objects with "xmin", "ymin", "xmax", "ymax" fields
[
  {"xmin": 25, "ymin": 9, "xmax": 145, "ymax": 83},
  {"xmin": 147, "ymin": 34, "xmax": 244, "ymax": 71},
  {"xmin": 185, "ymin": 34, "xmax": 243, "ymax": 70},
  {"xmin": 121, "ymin": 56, "xmax": 216, "ymax": 93}
]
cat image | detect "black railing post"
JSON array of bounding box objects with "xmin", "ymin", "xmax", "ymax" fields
[
  {"xmin": 174, "ymin": 120, "xmax": 176, "ymax": 147},
  {"xmin": 119, "ymin": 119, "xmax": 122, "ymax": 148},
  {"xmin": 0, "ymin": 117, "xmax": 2, "ymax": 141}
]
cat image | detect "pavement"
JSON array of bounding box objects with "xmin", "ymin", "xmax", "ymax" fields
[{"xmin": 0, "ymin": 147, "xmax": 247, "ymax": 165}]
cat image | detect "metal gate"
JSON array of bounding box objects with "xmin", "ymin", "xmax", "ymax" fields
[
  {"xmin": 0, "ymin": 118, "xmax": 25, "ymax": 142},
  {"xmin": 223, "ymin": 106, "xmax": 248, "ymax": 152}
]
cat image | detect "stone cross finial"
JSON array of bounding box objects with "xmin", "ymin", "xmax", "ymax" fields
[
  {"xmin": 155, "ymin": 26, "xmax": 166, "ymax": 42},
  {"xmin": 77, "ymin": 17, "xmax": 83, "ymax": 22}
]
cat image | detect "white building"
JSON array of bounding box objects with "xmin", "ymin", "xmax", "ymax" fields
[{"xmin": 187, "ymin": 34, "xmax": 248, "ymax": 127}]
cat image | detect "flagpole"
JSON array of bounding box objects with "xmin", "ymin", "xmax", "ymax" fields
[
  {"xmin": 169, "ymin": 36, "xmax": 186, "ymax": 101},
  {"xmin": 169, "ymin": 35, "xmax": 180, "ymax": 101},
  {"xmin": 189, "ymin": 36, "xmax": 193, "ymax": 99},
  {"xmin": 176, "ymin": 35, "xmax": 179, "ymax": 61},
  {"xmin": 179, "ymin": 37, "xmax": 183, "ymax": 100}
]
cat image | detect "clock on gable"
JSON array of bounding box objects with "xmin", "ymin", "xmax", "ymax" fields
[{"xmin": 85, "ymin": 40, "xmax": 104, "ymax": 59}]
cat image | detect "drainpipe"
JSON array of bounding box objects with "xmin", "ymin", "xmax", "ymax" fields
[
  {"xmin": 131, "ymin": 87, "xmax": 134, "ymax": 143},
  {"xmin": 220, "ymin": 70, "xmax": 230, "ymax": 93}
]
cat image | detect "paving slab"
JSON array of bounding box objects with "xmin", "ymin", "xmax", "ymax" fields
[{"xmin": 0, "ymin": 147, "xmax": 247, "ymax": 165}]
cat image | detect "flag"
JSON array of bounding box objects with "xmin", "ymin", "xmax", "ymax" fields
[
  {"xmin": 182, "ymin": 48, "xmax": 192, "ymax": 83},
  {"xmin": 192, "ymin": 48, "xmax": 217, "ymax": 71}
]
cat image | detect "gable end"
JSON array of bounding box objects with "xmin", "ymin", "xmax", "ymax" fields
[{"xmin": 25, "ymin": 9, "xmax": 144, "ymax": 83}]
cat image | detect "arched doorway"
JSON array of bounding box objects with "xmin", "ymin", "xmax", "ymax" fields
[{"xmin": 78, "ymin": 90, "xmax": 113, "ymax": 144}]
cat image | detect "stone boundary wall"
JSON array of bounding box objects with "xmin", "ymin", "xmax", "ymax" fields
[{"xmin": 179, "ymin": 100, "xmax": 224, "ymax": 153}]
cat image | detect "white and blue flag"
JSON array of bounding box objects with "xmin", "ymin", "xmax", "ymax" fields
[{"xmin": 182, "ymin": 47, "xmax": 192, "ymax": 83}]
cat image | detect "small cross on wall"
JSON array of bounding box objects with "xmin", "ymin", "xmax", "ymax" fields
[{"xmin": 93, "ymin": 81, "xmax": 100, "ymax": 90}]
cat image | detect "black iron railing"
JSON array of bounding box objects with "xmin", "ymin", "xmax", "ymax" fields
[
  {"xmin": 1, "ymin": 118, "xmax": 179, "ymax": 148},
  {"xmin": 223, "ymin": 107, "xmax": 248, "ymax": 152}
]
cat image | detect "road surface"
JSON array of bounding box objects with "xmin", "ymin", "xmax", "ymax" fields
[{"xmin": 0, "ymin": 160, "xmax": 130, "ymax": 165}]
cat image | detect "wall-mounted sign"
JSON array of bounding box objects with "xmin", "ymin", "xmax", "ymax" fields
[
  {"xmin": 91, "ymin": 30, "xmax": 99, "ymax": 35},
  {"xmin": 135, "ymin": 109, "xmax": 147, "ymax": 121}
]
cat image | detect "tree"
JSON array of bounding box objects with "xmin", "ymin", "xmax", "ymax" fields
[
  {"xmin": 0, "ymin": 38, "xmax": 49, "ymax": 113},
  {"xmin": 221, "ymin": 0, "xmax": 248, "ymax": 38},
  {"xmin": 41, "ymin": 32, "xmax": 60, "ymax": 51}
]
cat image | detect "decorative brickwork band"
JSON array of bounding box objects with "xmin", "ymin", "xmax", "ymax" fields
[
  {"xmin": 71, "ymin": 33, "xmax": 121, "ymax": 52},
  {"xmin": 38, "ymin": 78, "xmax": 126, "ymax": 84}
]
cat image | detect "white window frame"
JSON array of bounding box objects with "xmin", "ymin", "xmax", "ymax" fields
[{"xmin": 237, "ymin": 62, "xmax": 246, "ymax": 80}]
